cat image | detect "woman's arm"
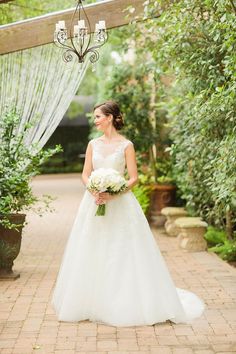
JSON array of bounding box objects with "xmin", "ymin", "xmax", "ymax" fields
[
  {"xmin": 81, "ymin": 142, "xmax": 93, "ymax": 186},
  {"xmin": 82, "ymin": 142, "xmax": 99, "ymax": 201},
  {"xmin": 124, "ymin": 142, "xmax": 139, "ymax": 190}
]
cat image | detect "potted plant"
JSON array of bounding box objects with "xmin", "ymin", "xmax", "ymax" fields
[
  {"xmin": 147, "ymin": 152, "xmax": 177, "ymax": 225},
  {"xmin": 153, "ymin": 157, "xmax": 176, "ymax": 206},
  {"xmin": 0, "ymin": 107, "xmax": 62, "ymax": 280}
]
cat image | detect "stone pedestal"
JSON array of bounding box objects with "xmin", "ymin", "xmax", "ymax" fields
[
  {"xmin": 175, "ymin": 217, "xmax": 208, "ymax": 252},
  {"xmin": 161, "ymin": 207, "xmax": 188, "ymax": 236}
]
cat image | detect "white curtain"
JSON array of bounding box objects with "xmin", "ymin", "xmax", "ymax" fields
[{"xmin": 0, "ymin": 43, "xmax": 89, "ymax": 150}]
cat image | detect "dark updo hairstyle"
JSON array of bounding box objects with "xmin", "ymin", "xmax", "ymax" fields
[{"xmin": 93, "ymin": 100, "xmax": 124, "ymax": 130}]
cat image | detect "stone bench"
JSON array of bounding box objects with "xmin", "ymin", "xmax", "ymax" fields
[
  {"xmin": 175, "ymin": 217, "xmax": 208, "ymax": 252},
  {"xmin": 161, "ymin": 207, "xmax": 188, "ymax": 237}
]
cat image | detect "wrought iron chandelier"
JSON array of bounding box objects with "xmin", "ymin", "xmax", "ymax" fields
[{"xmin": 54, "ymin": 0, "xmax": 108, "ymax": 68}]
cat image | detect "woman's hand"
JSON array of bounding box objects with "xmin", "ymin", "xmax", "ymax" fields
[
  {"xmin": 88, "ymin": 190, "xmax": 99, "ymax": 198},
  {"xmin": 88, "ymin": 190, "xmax": 103, "ymax": 204},
  {"xmin": 96, "ymin": 192, "xmax": 115, "ymax": 205},
  {"xmin": 87, "ymin": 189, "xmax": 109, "ymax": 205}
]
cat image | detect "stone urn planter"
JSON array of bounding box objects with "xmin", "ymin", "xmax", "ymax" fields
[
  {"xmin": 0, "ymin": 213, "xmax": 26, "ymax": 280},
  {"xmin": 175, "ymin": 217, "xmax": 208, "ymax": 252},
  {"xmin": 149, "ymin": 184, "xmax": 176, "ymax": 227},
  {"xmin": 161, "ymin": 207, "xmax": 188, "ymax": 236}
]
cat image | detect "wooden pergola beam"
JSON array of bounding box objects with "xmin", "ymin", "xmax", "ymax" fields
[
  {"xmin": 0, "ymin": 0, "xmax": 147, "ymax": 55},
  {"xmin": 0, "ymin": 0, "xmax": 14, "ymax": 4}
]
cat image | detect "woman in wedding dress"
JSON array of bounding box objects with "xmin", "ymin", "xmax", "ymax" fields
[{"xmin": 51, "ymin": 100, "xmax": 205, "ymax": 326}]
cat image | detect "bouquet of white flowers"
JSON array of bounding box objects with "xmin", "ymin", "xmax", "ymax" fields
[{"xmin": 87, "ymin": 168, "xmax": 127, "ymax": 216}]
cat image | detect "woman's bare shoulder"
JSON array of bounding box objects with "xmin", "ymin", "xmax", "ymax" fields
[{"xmin": 88, "ymin": 137, "xmax": 100, "ymax": 146}]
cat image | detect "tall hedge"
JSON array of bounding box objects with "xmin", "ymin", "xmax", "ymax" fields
[{"xmin": 126, "ymin": 0, "xmax": 236, "ymax": 236}]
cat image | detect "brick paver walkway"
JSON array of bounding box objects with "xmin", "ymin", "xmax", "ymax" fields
[{"xmin": 0, "ymin": 174, "xmax": 236, "ymax": 354}]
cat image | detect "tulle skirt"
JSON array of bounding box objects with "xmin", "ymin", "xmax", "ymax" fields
[{"xmin": 51, "ymin": 190, "xmax": 205, "ymax": 326}]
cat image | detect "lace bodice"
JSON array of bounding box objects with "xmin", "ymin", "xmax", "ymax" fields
[{"xmin": 89, "ymin": 137, "xmax": 133, "ymax": 175}]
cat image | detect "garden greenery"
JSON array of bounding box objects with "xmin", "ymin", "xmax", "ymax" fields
[
  {"xmin": 204, "ymin": 226, "xmax": 236, "ymax": 262},
  {"xmin": 132, "ymin": 173, "xmax": 153, "ymax": 216},
  {"xmin": 132, "ymin": 0, "xmax": 236, "ymax": 239},
  {"xmin": 0, "ymin": 0, "xmax": 97, "ymax": 25},
  {"xmin": 105, "ymin": 63, "xmax": 158, "ymax": 154},
  {"xmin": 0, "ymin": 108, "xmax": 62, "ymax": 229},
  {"xmin": 103, "ymin": 61, "xmax": 173, "ymax": 182}
]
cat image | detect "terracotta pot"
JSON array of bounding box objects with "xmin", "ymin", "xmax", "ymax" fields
[
  {"xmin": 151, "ymin": 184, "xmax": 176, "ymax": 212},
  {"xmin": 0, "ymin": 213, "xmax": 26, "ymax": 280},
  {"xmin": 149, "ymin": 184, "xmax": 176, "ymax": 226}
]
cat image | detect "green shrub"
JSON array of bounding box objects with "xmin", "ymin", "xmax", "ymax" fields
[
  {"xmin": 0, "ymin": 107, "xmax": 62, "ymax": 229},
  {"xmin": 204, "ymin": 226, "xmax": 227, "ymax": 247},
  {"xmin": 140, "ymin": 0, "xmax": 236, "ymax": 237},
  {"xmin": 132, "ymin": 173, "xmax": 153, "ymax": 215},
  {"xmin": 209, "ymin": 241, "xmax": 236, "ymax": 262},
  {"xmin": 133, "ymin": 184, "xmax": 151, "ymax": 216},
  {"xmin": 204, "ymin": 226, "xmax": 236, "ymax": 262}
]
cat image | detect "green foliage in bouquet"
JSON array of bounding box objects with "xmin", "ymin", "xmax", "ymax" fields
[{"xmin": 0, "ymin": 108, "xmax": 62, "ymax": 230}]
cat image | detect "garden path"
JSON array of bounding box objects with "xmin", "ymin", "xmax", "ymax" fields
[{"xmin": 0, "ymin": 174, "xmax": 236, "ymax": 354}]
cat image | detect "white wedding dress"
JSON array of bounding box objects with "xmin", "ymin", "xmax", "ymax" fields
[{"xmin": 51, "ymin": 137, "xmax": 205, "ymax": 326}]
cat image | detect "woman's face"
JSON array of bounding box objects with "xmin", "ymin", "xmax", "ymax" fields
[{"xmin": 94, "ymin": 108, "xmax": 112, "ymax": 132}]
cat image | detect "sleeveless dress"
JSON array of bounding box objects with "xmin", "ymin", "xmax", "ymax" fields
[{"xmin": 51, "ymin": 137, "xmax": 205, "ymax": 326}]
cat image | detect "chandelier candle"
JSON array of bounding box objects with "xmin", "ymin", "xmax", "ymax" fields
[
  {"xmin": 54, "ymin": 0, "xmax": 108, "ymax": 67},
  {"xmin": 58, "ymin": 21, "xmax": 66, "ymax": 29}
]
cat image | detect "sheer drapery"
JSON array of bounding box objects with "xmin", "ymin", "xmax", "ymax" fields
[{"xmin": 0, "ymin": 43, "xmax": 89, "ymax": 150}]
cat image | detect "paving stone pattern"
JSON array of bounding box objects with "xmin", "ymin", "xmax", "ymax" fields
[{"xmin": 0, "ymin": 174, "xmax": 236, "ymax": 354}]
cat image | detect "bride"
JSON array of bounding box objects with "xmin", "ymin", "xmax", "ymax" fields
[{"xmin": 51, "ymin": 100, "xmax": 205, "ymax": 326}]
